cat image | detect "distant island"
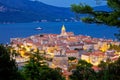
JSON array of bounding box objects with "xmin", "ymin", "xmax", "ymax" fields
[
  {"xmin": 0, "ymin": 0, "xmax": 111, "ymax": 23},
  {"xmin": 0, "ymin": 0, "xmax": 74, "ymax": 23}
]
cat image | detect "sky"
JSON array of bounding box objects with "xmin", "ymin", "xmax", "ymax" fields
[{"xmin": 36, "ymin": 0, "xmax": 107, "ymax": 7}]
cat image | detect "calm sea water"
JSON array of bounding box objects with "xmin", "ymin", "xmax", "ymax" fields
[{"xmin": 0, "ymin": 22, "xmax": 118, "ymax": 44}]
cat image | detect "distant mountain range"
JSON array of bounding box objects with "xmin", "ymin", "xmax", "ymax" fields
[
  {"xmin": 0, "ymin": 0, "xmax": 112, "ymax": 23},
  {"xmin": 0, "ymin": 0, "xmax": 74, "ymax": 23}
]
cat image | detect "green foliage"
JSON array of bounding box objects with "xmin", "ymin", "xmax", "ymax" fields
[
  {"xmin": 70, "ymin": 58, "xmax": 120, "ymax": 80},
  {"xmin": 71, "ymin": 0, "xmax": 120, "ymax": 26},
  {"xmin": 71, "ymin": 3, "xmax": 93, "ymax": 20},
  {"xmin": 23, "ymin": 51, "xmax": 65, "ymax": 80},
  {"xmin": 109, "ymin": 44, "xmax": 120, "ymax": 52},
  {"xmin": 108, "ymin": 57, "xmax": 120, "ymax": 79},
  {"xmin": 0, "ymin": 45, "xmax": 24, "ymax": 80},
  {"xmin": 71, "ymin": 0, "xmax": 120, "ymax": 40},
  {"xmin": 40, "ymin": 67, "xmax": 65, "ymax": 80},
  {"xmin": 70, "ymin": 60, "xmax": 97, "ymax": 80},
  {"xmin": 98, "ymin": 61, "xmax": 108, "ymax": 70},
  {"xmin": 107, "ymin": 0, "xmax": 120, "ymax": 11},
  {"xmin": 98, "ymin": 57, "xmax": 120, "ymax": 80},
  {"xmin": 81, "ymin": 17, "xmax": 95, "ymax": 23},
  {"xmin": 78, "ymin": 59, "xmax": 93, "ymax": 67},
  {"xmin": 23, "ymin": 51, "xmax": 46, "ymax": 80},
  {"xmin": 71, "ymin": 3, "xmax": 93, "ymax": 14},
  {"xmin": 68, "ymin": 57, "xmax": 76, "ymax": 61}
]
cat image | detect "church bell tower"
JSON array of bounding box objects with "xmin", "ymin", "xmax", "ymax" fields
[{"xmin": 60, "ymin": 25, "xmax": 67, "ymax": 36}]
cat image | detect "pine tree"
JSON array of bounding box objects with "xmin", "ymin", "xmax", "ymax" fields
[{"xmin": 0, "ymin": 45, "xmax": 23, "ymax": 80}]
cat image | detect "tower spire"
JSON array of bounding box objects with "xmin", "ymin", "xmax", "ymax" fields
[
  {"xmin": 62, "ymin": 24, "xmax": 66, "ymax": 31},
  {"xmin": 60, "ymin": 24, "xmax": 67, "ymax": 37}
]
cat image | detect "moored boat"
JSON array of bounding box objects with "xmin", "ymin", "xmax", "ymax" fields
[{"xmin": 35, "ymin": 27, "xmax": 42, "ymax": 30}]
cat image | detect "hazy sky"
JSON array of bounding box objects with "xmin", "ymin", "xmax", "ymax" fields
[{"xmin": 37, "ymin": 0, "xmax": 107, "ymax": 7}]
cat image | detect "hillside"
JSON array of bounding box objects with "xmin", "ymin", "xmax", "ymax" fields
[
  {"xmin": 0, "ymin": 2, "xmax": 40, "ymax": 23},
  {"xmin": 0, "ymin": 0, "xmax": 74, "ymax": 23},
  {"xmin": 0, "ymin": 0, "xmax": 112, "ymax": 23}
]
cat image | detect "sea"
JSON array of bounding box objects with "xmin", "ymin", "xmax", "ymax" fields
[{"xmin": 0, "ymin": 22, "xmax": 118, "ymax": 44}]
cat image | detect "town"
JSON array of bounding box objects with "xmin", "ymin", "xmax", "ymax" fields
[{"xmin": 10, "ymin": 25, "xmax": 120, "ymax": 72}]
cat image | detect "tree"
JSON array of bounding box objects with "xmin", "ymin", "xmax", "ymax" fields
[
  {"xmin": 71, "ymin": 0, "xmax": 120, "ymax": 40},
  {"xmin": 108, "ymin": 57, "xmax": 120, "ymax": 80},
  {"xmin": 98, "ymin": 58, "xmax": 120, "ymax": 80},
  {"xmin": 109, "ymin": 44, "xmax": 120, "ymax": 52},
  {"xmin": 40, "ymin": 67, "xmax": 65, "ymax": 80},
  {"xmin": 23, "ymin": 51, "xmax": 65, "ymax": 80},
  {"xmin": 98, "ymin": 60, "xmax": 110, "ymax": 80},
  {"xmin": 70, "ymin": 60, "xmax": 97, "ymax": 80},
  {"xmin": 71, "ymin": 3, "xmax": 93, "ymax": 20},
  {"xmin": 68, "ymin": 57, "xmax": 76, "ymax": 61},
  {"xmin": 0, "ymin": 45, "xmax": 24, "ymax": 80},
  {"xmin": 23, "ymin": 51, "xmax": 47, "ymax": 80}
]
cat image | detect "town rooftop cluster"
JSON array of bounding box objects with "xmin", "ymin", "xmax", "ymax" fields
[{"xmin": 10, "ymin": 25, "xmax": 120, "ymax": 71}]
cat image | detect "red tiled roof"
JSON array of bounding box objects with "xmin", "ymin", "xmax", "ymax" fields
[
  {"xmin": 92, "ymin": 66, "xmax": 101, "ymax": 71},
  {"xmin": 91, "ymin": 51, "xmax": 105, "ymax": 56},
  {"xmin": 66, "ymin": 50, "xmax": 78, "ymax": 53},
  {"xmin": 111, "ymin": 57, "xmax": 119, "ymax": 61},
  {"xmin": 83, "ymin": 51, "xmax": 105, "ymax": 56},
  {"xmin": 82, "ymin": 53, "xmax": 91, "ymax": 56},
  {"xmin": 33, "ymin": 42, "xmax": 41, "ymax": 47},
  {"xmin": 84, "ymin": 40, "xmax": 97, "ymax": 44}
]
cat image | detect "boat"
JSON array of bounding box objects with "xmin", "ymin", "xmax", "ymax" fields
[{"xmin": 35, "ymin": 27, "xmax": 42, "ymax": 30}]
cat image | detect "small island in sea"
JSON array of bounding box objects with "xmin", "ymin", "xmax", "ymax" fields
[{"xmin": 10, "ymin": 25, "xmax": 120, "ymax": 69}]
